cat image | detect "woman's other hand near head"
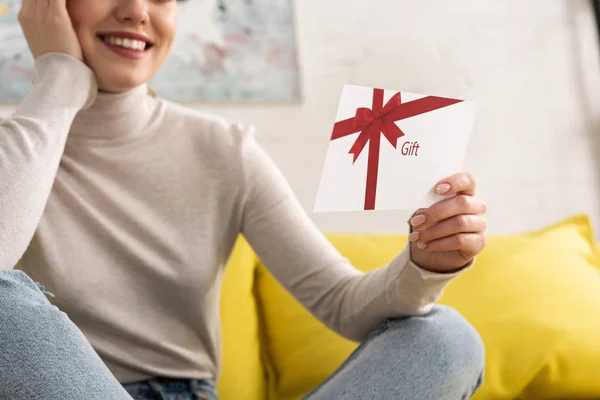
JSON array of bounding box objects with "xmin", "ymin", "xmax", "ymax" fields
[{"xmin": 18, "ymin": 0, "xmax": 83, "ymax": 61}]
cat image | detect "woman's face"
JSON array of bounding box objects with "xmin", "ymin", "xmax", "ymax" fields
[{"xmin": 67, "ymin": 0, "xmax": 177, "ymax": 93}]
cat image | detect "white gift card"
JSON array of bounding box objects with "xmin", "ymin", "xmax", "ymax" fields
[{"xmin": 314, "ymin": 84, "xmax": 476, "ymax": 212}]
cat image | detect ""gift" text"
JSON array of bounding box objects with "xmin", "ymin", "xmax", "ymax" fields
[{"xmin": 401, "ymin": 141, "xmax": 420, "ymax": 156}]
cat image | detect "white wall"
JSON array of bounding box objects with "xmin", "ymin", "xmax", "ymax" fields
[
  {"xmin": 202, "ymin": 0, "xmax": 600, "ymax": 237},
  {"xmin": 2, "ymin": 0, "xmax": 600, "ymax": 237}
]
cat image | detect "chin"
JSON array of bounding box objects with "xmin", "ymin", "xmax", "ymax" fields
[{"xmin": 96, "ymin": 73, "xmax": 148, "ymax": 93}]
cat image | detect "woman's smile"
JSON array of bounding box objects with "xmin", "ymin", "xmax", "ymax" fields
[{"xmin": 97, "ymin": 31, "xmax": 154, "ymax": 60}]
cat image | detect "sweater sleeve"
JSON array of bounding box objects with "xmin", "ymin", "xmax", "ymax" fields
[
  {"xmin": 0, "ymin": 53, "xmax": 97, "ymax": 270},
  {"xmin": 239, "ymin": 126, "xmax": 466, "ymax": 342}
]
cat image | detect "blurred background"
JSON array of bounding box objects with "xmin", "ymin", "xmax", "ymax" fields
[
  {"xmin": 205, "ymin": 0, "xmax": 600, "ymax": 237},
  {"xmin": 1, "ymin": 0, "xmax": 599, "ymax": 237}
]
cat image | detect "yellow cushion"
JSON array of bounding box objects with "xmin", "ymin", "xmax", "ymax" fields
[
  {"xmin": 471, "ymin": 215, "xmax": 600, "ymax": 400},
  {"xmin": 254, "ymin": 215, "xmax": 600, "ymax": 400},
  {"xmin": 218, "ymin": 236, "xmax": 266, "ymax": 400}
]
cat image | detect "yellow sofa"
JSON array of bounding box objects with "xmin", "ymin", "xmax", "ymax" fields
[{"xmin": 218, "ymin": 214, "xmax": 600, "ymax": 400}]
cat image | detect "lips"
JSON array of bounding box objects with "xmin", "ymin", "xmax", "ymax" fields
[
  {"xmin": 100, "ymin": 36, "xmax": 149, "ymax": 51},
  {"xmin": 97, "ymin": 34, "xmax": 155, "ymax": 60},
  {"xmin": 97, "ymin": 31, "xmax": 155, "ymax": 49}
]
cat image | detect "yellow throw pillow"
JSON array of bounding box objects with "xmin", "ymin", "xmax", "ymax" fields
[
  {"xmin": 457, "ymin": 214, "xmax": 600, "ymax": 400},
  {"xmin": 218, "ymin": 236, "xmax": 266, "ymax": 400},
  {"xmin": 254, "ymin": 214, "xmax": 600, "ymax": 400}
]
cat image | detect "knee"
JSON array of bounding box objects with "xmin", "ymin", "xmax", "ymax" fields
[
  {"xmin": 412, "ymin": 305, "xmax": 484, "ymax": 368},
  {"xmin": 387, "ymin": 305, "xmax": 485, "ymax": 394}
]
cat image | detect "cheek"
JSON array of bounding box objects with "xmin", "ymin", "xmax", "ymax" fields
[
  {"xmin": 154, "ymin": 20, "xmax": 176, "ymax": 64},
  {"xmin": 158, "ymin": 12, "xmax": 177, "ymax": 47},
  {"xmin": 164, "ymin": 28, "xmax": 177, "ymax": 50}
]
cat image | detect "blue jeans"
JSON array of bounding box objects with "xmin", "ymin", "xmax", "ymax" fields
[
  {"xmin": 303, "ymin": 309, "xmax": 484, "ymax": 400},
  {"xmin": 123, "ymin": 378, "xmax": 218, "ymax": 400},
  {"xmin": 0, "ymin": 270, "xmax": 484, "ymax": 400}
]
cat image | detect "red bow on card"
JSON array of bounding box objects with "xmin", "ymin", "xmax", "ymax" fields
[{"xmin": 331, "ymin": 88, "xmax": 462, "ymax": 210}]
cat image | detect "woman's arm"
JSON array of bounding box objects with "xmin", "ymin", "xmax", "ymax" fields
[
  {"xmin": 0, "ymin": 53, "xmax": 96, "ymax": 269},
  {"xmin": 239, "ymin": 127, "xmax": 466, "ymax": 342}
]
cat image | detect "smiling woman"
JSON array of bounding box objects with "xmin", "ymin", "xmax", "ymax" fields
[{"xmin": 1, "ymin": 0, "xmax": 487, "ymax": 399}]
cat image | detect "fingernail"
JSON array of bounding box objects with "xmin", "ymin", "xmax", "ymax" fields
[
  {"xmin": 408, "ymin": 231, "xmax": 420, "ymax": 242},
  {"xmin": 436, "ymin": 183, "xmax": 451, "ymax": 194},
  {"xmin": 417, "ymin": 242, "xmax": 427, "ymax": 249},
  {"xmin": 410, "ymin": 214, "xmax": 426, "ymax": 227}
]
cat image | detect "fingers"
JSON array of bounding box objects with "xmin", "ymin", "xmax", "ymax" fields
[
  {"xmin": 19, "ymin": 0, "xmax": 29, "ymax": 13},
  {"xmin": 18, "ymin": 0, "xmax": 83, "ymax": 60},
  {"xmin": 49, "ymin": 0, "xmax": 66, "ymax": 12},
  {"xmin": 410, "ymin": 214, "xmax": 487, "ymax": 244},
  {"xmin": 18, "ymin": 0, "xmax": 37, "ymax": 46},
  {"xmin": 434, "ymin": 172, "xmax": 476, "ymax": 197},
  {"xmin": 416, "ymin": 232, "xmax": 486, "ymax": 255},
  {"xmin": 18, "ymin": 0, "xmax": 35, "ymax": 21},
  {"xmin": 408, "ymin": 173, "xmax": 486, "ymax": 261},
  {"xmin": 409, "ymin": 195, "xmax": 486, "ymax": 229}
]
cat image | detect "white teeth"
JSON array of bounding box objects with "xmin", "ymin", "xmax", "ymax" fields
[{"xmin": 103, "ymin": 36, "xmax": 147, "ymax": 51}]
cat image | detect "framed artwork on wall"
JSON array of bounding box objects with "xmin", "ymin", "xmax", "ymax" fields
[{"xmin": 0, "ymin": 0, "xmax": 302, "ymax": 103}]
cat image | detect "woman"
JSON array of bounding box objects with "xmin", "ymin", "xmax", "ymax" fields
[{"xmin": 0, "ymin": 0, "xmax": 487, "ymax": 398}]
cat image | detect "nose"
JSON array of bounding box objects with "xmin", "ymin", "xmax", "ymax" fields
[{"xmin": 114, "ymin": 0, "xmax": 149, "ymax": 25}]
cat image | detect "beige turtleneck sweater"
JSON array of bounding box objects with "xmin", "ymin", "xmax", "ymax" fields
[{"xmin": 1, "ymin": 53, "xmax": 465, "ymax": 383}]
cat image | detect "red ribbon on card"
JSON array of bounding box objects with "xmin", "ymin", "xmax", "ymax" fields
[{"xmin": 331, "ymin": 88, "xmax": 462, "ymax": 210}]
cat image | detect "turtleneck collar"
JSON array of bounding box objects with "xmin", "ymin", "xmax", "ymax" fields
[{"xmin": 69, "ymin": 83, "xmax": 155, "ymax": 145}]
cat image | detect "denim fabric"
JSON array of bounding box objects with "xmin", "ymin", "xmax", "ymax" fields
[
  {"xmin": 123, "ymin": 378, "xmax": 218, "ymax": 400},
  {"xmin": 303, "ymin": 306, "xmax": 485, "ymax": 400},
  {"xmin": 0, "ymin": 270, "xmax": 132, "ymax": 400},
  {"xmin": 1, "ymin": 269, "xmax": 484, "ymax": 400}
]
